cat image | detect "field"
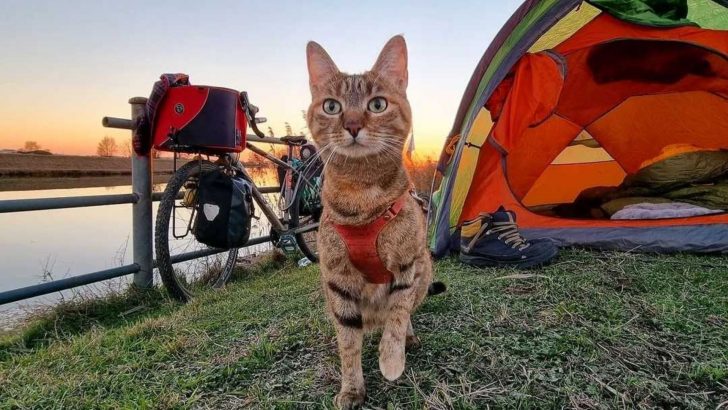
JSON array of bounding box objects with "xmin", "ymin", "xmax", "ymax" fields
[
  {"xmin": 0, "ymin": 153, "xmax": 180, "ymax": 177},
  {"xmin": 0, "ymin": 175, "xmax": 178, "ymax": 192},
  {"xmin": 1, "ymin": 250, "xmax": 727, "ymax": 409}
]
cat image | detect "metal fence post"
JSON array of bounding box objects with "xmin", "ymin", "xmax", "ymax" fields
[{"xmin": 130, "ymin": 97, "xmax": 153, "ymax": 288}]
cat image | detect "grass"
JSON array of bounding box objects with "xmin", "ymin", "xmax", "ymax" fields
[{"xmin": 1, "ymin": 250, "xmax": 727, "ymax": 409}]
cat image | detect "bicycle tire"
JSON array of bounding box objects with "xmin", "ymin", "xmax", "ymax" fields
[
  {"xmin": 289, "ymin": 180, "xmax": 321, "ymax": 263},
  {"xmin": 155, "ymin": 160, "xmax": 238, "ymax": 302}
]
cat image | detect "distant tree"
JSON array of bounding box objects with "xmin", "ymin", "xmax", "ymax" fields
[
  {"xmin": 21, "ymin": 141, "xmax": 41, "ymax": 152},
  {"xmin": 122, "ymin": 138, "xmax": 132, "ymax": 158},
  {"xmin": 284, "ymin": 122, "xmax": 293, "ymax": 136},
  {"xmin": 97, "ymin": 136, "xmax": 117, "ymax": 157},
  {"xmin": 267, "ymin": 126, "xmax": 275, "ymax": 138}
]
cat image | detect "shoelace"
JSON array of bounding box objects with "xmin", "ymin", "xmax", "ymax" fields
[
  {"xmin": 488, "ymin": 220, "xmax": 530, "ymax": 251},
  {"xmin": 463, "ymin": 213, "xmax": 530, "ymax": 252}
]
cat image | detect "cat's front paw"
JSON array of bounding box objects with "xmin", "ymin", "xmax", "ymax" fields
[
  {"xmin": 379, "ymin": 339, "xmax": 406, "ymax": 381},
  {"xmin": 334, "ymin": 387, "xmax": 366, "ymax": 409}
]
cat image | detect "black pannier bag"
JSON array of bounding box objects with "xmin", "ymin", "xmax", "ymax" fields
[{"xmin": 194, "ymin": 169, "xmax": 254, "ymax": 249}]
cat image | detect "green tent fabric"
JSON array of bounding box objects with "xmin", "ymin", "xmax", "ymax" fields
[
  {"xmin": 688, "ymin": 0, "xmax": 728, "ymax": 29},
  {"xmin": 588, "ymin": 0, "xmax": 697, "ymax": 26}
]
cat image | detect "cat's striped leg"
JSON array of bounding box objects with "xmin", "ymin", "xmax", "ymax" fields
[
  {"xmin": 407, "ymin": 253, "xmax": 433, "ymax": 350},
  {"xmin": 405, "ymin": 318, "xmax": 420, "ymax": 348},
  {"xmin": 379, "ymin": 252, "xmax": 432, "ymax": 379},
  {"xmin": 326, "ymin": 279, "xmax": 366, "ymax": 409},
  {"xmin": 378, "ymin": 272, "xmax": 417, "ymax": 381},
  {"xmin": 333, "ymin": 322, "xmax": 365, "ymax": 409},
  {"xmin": 378, "ymin": 297, "xmax": 412, "ymax": 381},
  {"xmin": 412, "ymin": 251, "xmax": 434, "ymax": 308}
]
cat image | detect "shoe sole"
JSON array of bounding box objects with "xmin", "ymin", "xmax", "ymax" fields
[{"xmin": 459, "ymin": 246, "xmax": 559, "ymax": 269}]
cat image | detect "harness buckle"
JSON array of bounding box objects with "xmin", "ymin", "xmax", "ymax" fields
[{"xmin": 383, "ymin": 207, "xmax": 397, "ymax": 221}]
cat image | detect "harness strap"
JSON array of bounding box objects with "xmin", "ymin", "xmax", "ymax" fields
[{"xmin": 332, "ymin": 191, "xmax": 410, "ymax": 284}]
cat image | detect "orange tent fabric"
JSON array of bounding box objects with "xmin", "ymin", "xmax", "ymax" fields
[
  {"xmin": 461, "ymin": 12, "xmax": 728, "ymax": 233},
  {"xmin": 431, "ymin": 1, "xmax": 728, "ymax": 256},
  {"xmin": 488, "ymin": 52, "xmax": 565, "ymax": 150}
]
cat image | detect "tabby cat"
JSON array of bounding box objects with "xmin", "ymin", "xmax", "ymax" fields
[{"xmin": 306, "ymin": 35, "xmax": 440, "ymax": 409}]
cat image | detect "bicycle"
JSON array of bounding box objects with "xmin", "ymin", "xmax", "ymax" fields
[{"xmin": 154, "ymin": 92, "xmax": 323, "ymax": 302}]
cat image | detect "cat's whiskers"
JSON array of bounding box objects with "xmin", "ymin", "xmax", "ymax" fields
[
  {"xmin": 304, "ymin": 144, "xmax": 326, "ymax": 163},
  {"xmin": 322, "ymin": 144, "xmax": 340, "ymax": 171},
  {"xmin": 299, "ymin": 142, "xmax": 330, "ymax": 170},
  {"xmin": 342, "ymin": 145, "xmax": 351, "ymax": 168},
  {"xmin": 362, "ymin": 147, "xmax": 372, "ymax": 167},
  {"xmin": 379, "ymin": 147, "xmax": 403, "ymax": 168},
  {"xmin": 376, "ymin": 140, "xmax": 406, "ymax": 168},
  {"xmin": 376, "ymin": 139, "xmax": 405, "ymax": 156}
]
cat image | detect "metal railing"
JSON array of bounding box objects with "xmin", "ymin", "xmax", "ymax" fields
[{"xmin": 0, "ymin": 97, "xmax": 281, "ymax": 305}]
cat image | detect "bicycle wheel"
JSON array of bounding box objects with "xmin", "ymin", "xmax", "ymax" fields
[
  {"xmin": 289, "ymin": 179, "xmax": 321, "ymax": 263},
  {"xmin": 155, "ymin": 160, "xmax": 238, "ymax": 302}
]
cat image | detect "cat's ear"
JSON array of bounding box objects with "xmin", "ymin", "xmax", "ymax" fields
[
  {"xmin": 371, "ymin": 35, "xmax": 408, "ymax": 89},
  {"xmin": 306, "ymin": 41, "xmax": 339, "ymax": 91}
]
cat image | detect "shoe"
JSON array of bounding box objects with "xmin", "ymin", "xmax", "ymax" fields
[{"xmin": 459, "ymin": 207, "xmax": 558, "ymax": 269}]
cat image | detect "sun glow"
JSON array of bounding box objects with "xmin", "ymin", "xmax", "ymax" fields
[{"xmin": 0, "ymin": 1, "xmax": 522, "ymax": 157}]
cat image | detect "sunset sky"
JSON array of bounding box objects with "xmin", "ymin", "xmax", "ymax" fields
[{"xmin": 1, "ymin": 0, "xmax": 521, "ymax": 156}]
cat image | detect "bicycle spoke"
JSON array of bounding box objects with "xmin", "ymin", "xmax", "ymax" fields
[{"xmin": 156, "ymin": 160, "xmax": 238, "ymax": 301}]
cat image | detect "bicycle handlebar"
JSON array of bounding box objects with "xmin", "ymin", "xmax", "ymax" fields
[
  {"xmin": 240, "ymin": 91, "xmax": 267, "ymax": 139},
  {"xmin": 240, "ymin": 91, "xmax": 309, "ymax": 146},
  {"xmin": 248, "ymin": 116, "xmax": 267, "ymax": 139}
]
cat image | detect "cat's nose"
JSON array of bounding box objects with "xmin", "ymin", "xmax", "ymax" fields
[{"xmin": 344, "ymin": 122, "xmax": 362, "ymax": 139}]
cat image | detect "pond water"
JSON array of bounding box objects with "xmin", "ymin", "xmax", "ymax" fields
[{"xmin": 0, "ymin": 171, "xmax": 280, "ymax": 329}]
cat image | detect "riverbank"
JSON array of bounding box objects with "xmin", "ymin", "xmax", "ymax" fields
[
  {"xmin": 0, "ymin": 153, "xmax": 180, "ymax": 178},
  {"xmin": 0, "ymin": 175, "xmax": 175, "ymax": 192},
  {"xmin": 0, "ymin": 153, "xmax": 269, "ymax": 191},
  {"xmin": 1, "ymin": 250, "xmax": 726, "ymax": 408}
]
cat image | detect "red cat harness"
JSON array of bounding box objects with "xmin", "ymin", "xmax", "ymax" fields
[{"xmin": 331, "ymin": 191, "xmax": 412, "ymax": 284}]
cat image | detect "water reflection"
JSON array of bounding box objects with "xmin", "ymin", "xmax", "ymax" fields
[{"xmin": 0, "ymin": 169, "xmax": 279, "ymax": 328}]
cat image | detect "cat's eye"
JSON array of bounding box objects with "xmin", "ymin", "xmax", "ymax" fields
[
  {"xmin": 367, "ymin": 97, "xmax": 388, "ymax": 113},
  {"xmin": 322, "ymin": 99, "xmax": 342, "ymax": 115}
]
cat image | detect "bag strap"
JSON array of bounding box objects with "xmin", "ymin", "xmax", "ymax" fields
[{"xmin": 132, "ymin": 73, "xmax": 190, "ymax": 155}]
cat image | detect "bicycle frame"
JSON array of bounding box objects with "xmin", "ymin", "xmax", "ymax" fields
[
  {"xmin": 166, "ymin": 91, "xmax": 320, "ymax": 244},
  {"xmin": 242, "ymin": 142, "xmax": 319, "ymax": 236}
]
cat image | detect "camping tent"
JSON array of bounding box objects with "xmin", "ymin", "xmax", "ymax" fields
[{"xmin": 429, "ymin": 0, "xmax": 728, "ymax": 256}]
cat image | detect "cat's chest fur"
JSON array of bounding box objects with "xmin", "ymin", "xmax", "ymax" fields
[{"xmin": 322, "ymin": 177, "xmax": 406, "ymax": 226}]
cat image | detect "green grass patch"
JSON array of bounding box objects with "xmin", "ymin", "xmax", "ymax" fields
[{"xmin": 1, "ymin": 250, "xmax": 727, "ymax": 409}]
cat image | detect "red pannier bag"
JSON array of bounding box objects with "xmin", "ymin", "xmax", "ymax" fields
[{"xmin": 152, "ymin": 85, "xmax": 247, "ymax": 153}]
